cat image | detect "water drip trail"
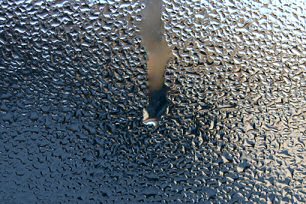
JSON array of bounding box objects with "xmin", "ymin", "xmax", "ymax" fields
[
  {"xmin": 140, "ymin": 0, "xmax": 172, "ymax": 92},
  {"xmin": 140, "ymin": 0, "xmax": 173, "ymax": 125}
]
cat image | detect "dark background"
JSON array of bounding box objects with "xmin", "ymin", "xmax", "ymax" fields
[{"xmin": 0, "ymin": 0, "xmax": 305, "ymax": 203}]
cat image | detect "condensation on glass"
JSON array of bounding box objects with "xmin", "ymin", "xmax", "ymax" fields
[{"xmin": 0, "ymin": 0, "xmax": 305, "ymax": 203}]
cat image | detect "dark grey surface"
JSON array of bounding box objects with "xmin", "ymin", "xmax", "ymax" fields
[{"xmin": 0, "ymin": 0, "xmax": 305, "ymax": 203}]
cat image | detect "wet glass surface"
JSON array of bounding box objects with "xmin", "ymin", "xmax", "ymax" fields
[{"xmin": 0, "ymin": 0, "xmax": 305, "ymax": 203}]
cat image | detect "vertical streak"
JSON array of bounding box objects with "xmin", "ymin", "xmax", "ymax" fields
[{"xmin": 140, "ymin": 0, "xmax": 172, "ymax": 92}]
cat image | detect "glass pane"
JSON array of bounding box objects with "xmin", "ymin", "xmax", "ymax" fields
[{"xmin": 0, "ymin": 0, "xmax": 305, "ymax": 203}]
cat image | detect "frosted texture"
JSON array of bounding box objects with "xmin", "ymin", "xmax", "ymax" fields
[{"xmin": 0, "ymin": 0, "xmax": 305, "ymax": 203}]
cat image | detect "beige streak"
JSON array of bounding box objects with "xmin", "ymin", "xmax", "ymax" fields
[{"xmin": 140, "ymin": 0, "xmax": 172, "ymax": 91}]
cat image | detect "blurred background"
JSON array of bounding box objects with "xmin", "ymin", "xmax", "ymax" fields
[{"xmin": 0, "ymin": 0, "xmax": 305, "ymax": 203}]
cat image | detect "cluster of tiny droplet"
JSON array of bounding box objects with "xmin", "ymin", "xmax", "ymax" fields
[{"xmin": 0, "ymin": 0, "xmax": 305, "ymax": 203}]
